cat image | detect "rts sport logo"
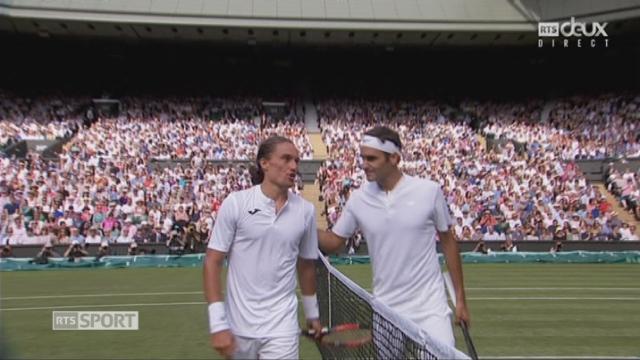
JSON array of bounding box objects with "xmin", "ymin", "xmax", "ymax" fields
[{"xmin": 538, "ymin": 17, "xmax": 609, "ymax": 48}]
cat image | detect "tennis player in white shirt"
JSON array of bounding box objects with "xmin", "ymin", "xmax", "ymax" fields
[
  {"xmin": 318, "ymin": 126, "xmax": 470, "ymax": 348},
  {"xmin": 203, "ymin": 136, "xmax": 322, "ymax": 359}
]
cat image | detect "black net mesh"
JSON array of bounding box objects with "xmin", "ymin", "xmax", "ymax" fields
[{"xmin": 315, "ymin": 256, "xmax": 460, "ymax": 360}]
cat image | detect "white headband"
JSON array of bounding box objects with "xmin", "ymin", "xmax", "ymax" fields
[{"xmin": 361, "ymin": 135, "xmax": 401, "ymax": 154}]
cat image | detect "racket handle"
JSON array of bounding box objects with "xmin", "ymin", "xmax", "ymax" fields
[{"xmin": 302, "ymin": 326, "xmax": 329, "ymax": 337}]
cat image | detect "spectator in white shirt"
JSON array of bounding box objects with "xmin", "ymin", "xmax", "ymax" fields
[{"xmin": 483, "ymin": 226, "xmax": 506, "ymax": 242}]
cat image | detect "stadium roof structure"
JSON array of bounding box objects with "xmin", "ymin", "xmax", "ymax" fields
[{"xmin": 1, "ymin": 0, "xmax": 639, "ymax": 46}]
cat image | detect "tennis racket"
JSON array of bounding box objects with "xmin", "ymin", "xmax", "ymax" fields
[
  {"xmin": 302, "ymin": 323, "xmax": 372, "ymax": 348},
  {"xmin": 443, "ymin": 271, "xmax": 479, "ymax": 360}
]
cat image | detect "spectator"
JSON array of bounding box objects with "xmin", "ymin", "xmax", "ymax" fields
[
  {"xmin": 94, "ymin": 241, "xmax": 109, "ymax": 261},
  {"xmin": 473, "ymin": 241, "xmax": 489, "ymax": 254},
  {"xmin": 85, "ymin": 227, "xmax": 102, "ymax": 245},
  {"xmin": 64, "ymin": 240, "xmax": 88, "ymax": 261},
  {"xmin": 127, "ymin": 242, "xmax": 139, "ymax": 256},
  {"xmin": 68, "ymin": 227, "xmax": 85, "ymax": 247},
  {"xmin": 626, "ymin": 225, "xmax": 639, "ymax": 241},
  {"xmin": 620, "ymin": 223, "xmax": 634, "ymax": 240},
  {"xmin": 483, "ymin": 227, "xmax": 506, "ymax": 242},
  {"xmin": 30, "ymin": 242, "xmax": 60, "ymax": 264},
  {"xmin": 500, "ymin": 238, "xmax": 517, "ymax": 252},
  {"xmin": 0, "ymin": 244, "xmax": 12, "ymax": 257},
  {"xmin": 550, "ymin": 240, "xmax": 563, "ymax": 253}
]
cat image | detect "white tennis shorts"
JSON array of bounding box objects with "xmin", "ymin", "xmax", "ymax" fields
[{"xmin": 233, "ymin": 334, "xmax": 298, "ymax": 360}]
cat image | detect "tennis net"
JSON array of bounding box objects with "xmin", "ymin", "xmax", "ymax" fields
[{"xmin": 315, "ymin": 250, "xmax": 469, "ymax": 359}]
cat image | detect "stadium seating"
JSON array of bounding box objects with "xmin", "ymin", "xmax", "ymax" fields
[{"xmin": 1, "ymin": 94, "xmax": 639, "ymax": 249}]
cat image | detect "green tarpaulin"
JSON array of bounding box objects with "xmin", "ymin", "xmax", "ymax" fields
[{"xmin": 1, "ymin": 251, "xmax": 639, "ymax": 271}]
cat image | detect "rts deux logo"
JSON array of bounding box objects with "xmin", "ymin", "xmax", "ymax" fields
[{"xmin": 538, "ymin": 17, "xmax": 609, "ymax": 48}]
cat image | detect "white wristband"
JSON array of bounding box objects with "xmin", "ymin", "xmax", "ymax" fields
[
  {"xmin": 302, "ymin": 294, "xmax": 320, "ymax": 320},
  {"xmin": 208, "ymin": 302, "xmax": 230, "ymax": 334}
]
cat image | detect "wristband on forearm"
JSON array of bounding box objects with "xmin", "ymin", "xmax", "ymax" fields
[
  {"xmin": 208, "ymin": 302, "xmax": 230, "ymax": 333},
  {"xmin": 302, "ymin": 294, "xmax": 320, "ymax": 320}
]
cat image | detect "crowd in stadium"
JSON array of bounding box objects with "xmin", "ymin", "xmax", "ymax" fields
[
  {"xmin": 0, "ymin": 149, "xmax": 312, "ymax": 249},
  {"xmin": 1, "ymin": 93, "xmax": 639, "ymax": 252},
  {"xmin": 606, "ymin": 165, "xmax": 640, "ymax": 221},
  {"xmin": 65, "ymin": 117, "xmax": 312, "ymax": 161},
  {"xmin": 0, "ymin": 92, "xmax": 84, "ymax": 147},
  {"xmin": 476, "ymin": 93, "xmax": 640, "ymax": 160},
  {"xmin": 66, "ymin": 96, "xmax": 313, "ymax": 161},
  {"xmin": 0, "ymin": 152, "xmax": 250, "ymax": 247},
  {"xmin": 0, "ymin": 95, "xmax": 310, "ymax": 249},
  {"xmin": 316, "ymin": 98, "xmax": 640, "ymax": 243}
]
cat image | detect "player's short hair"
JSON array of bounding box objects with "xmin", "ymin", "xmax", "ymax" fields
[
  {"xmin": 363, "ymin": 126, "xmax": 402, "ymax": 151},
  {"xmin": 249, "ymin": 136, "xmax": 294, "ymax": 185}
]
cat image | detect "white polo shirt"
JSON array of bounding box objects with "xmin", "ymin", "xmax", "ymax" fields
[
  {"xmin": 208, "ymin": 185, "xmax": 318, "ymax": 338},
  {"xmin": 333, "ymin": 175, "xmax": 453, "ymax": 326}
]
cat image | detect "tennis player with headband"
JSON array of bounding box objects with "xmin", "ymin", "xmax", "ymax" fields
[
  {"xmin": 318, "ymin": 126, "xmax": 470, "ymax": 349},
  {"xmin": 203, "ymin": 136, "xmax": 322, "ymax": 359}
]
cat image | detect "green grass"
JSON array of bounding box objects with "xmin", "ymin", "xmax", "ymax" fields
[{"xmin": 1, "ymin": 264, "xmax": 640, "ymax": 359}]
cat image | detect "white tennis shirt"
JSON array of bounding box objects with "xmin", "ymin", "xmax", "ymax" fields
[
  {"xmin": 333, "ymin": 175, "xmax": 454, "ymax": 325},
  {"xmin": 208, "ymin": 185, "xmax": 318, "ymax": 338}
]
